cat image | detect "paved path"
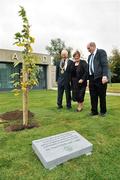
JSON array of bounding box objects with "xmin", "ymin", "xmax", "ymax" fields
[
  {"xmin": 106, "ymin": 92, "xmax": 120, "ymax": 96},
  {"xmin": 51, "ymin": 88, "xmax": 120, "ymax": 96}
]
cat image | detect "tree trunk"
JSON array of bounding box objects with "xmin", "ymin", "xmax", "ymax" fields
[
  {"xmin": 23, "ymin": 86, "xmax": 28, "ymax": 126},
  {"xmin": 23, "ymin": 63, "xmax": 29, "ymax": 126}
]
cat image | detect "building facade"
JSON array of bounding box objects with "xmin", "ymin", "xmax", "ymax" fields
[{"xmin": 0, "ymin": 49, "xmax": 55, "ymax": 90}]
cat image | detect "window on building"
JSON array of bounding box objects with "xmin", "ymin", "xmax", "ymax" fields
[
  {"xmin": 0, "ymin": 63, "xmax": 20, "ymax": 89},
  {"xmin": 0, "ymin": 63, "xmax": 47, "ymax": 90},
  {"xmin": 35, "ymin": 65, "xmax": 47, "ymax": 89}
]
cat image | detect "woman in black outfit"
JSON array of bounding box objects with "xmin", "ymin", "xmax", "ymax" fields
[{"xmin": 71, "ymin": 51, "xmax": 88, "ymax": 111}]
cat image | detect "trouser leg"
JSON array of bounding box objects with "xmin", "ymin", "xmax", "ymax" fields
[
  {"xmin": 65, "ymin": 86, "xmax": 71, "ymax": 108},
  {"xmin": 89, "ymin": 77, "xmax": 98, "ymax": 114},
  {"xmin": 97, "ymin": 80, "xmax": 107, "ymax": 114},
  {"xmin": 57, "ymin": 85, "xmax": 64, "ymax": 107}
]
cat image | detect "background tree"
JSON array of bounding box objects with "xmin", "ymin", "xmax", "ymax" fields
[
  {"xmin": 46, "ymin": 38, "xmax": 73, "ymax": 65},
  {"xmin": 109, "ymin": 48, "xmax": 120, "ymax": 83},
  {"xmin": 12, "ymin": 6, "xmax": 38, "ymax": 126}
]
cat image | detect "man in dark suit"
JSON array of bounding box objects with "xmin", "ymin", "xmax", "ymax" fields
[
  {"xmin": 87, "ymin": 42, "xmax": 108, "ymax": 116},
  {"xmin": 56, "ymin": 49, "xmax": 73, "ymax": 109}
]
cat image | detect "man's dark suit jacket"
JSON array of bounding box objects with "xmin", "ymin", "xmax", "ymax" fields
[
  {"xmin": 88, "ymin": 49, "xmax": 108, "ymax": 79},
  {"xmin": 56, "ymin": 59, "xmax": 73, "ymax": 87}
]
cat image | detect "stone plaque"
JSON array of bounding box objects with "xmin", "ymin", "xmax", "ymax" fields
[{"xmin": 32, "ymin": 130, "xmax": 93, "ymax": 170}]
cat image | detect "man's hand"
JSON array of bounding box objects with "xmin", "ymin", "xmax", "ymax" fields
[
  {"xmin": 102, "ymin": 76, "xmax": 108, "ymax": 84},
  {"xmin": 78, "ymin": 79, "xmax": 83, "ymax": 84}
]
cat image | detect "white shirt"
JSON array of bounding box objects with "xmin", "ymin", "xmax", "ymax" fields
[{"xmin": 92, "ymin": 48, "xmax": 97, "ymax": 58}]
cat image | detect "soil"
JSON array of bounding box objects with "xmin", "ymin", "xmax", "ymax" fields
[
  {"xmin": 0, "ymin": 109, "xmax": 34, "ymax": 121},
  {"xmin": 5, "ymin": 123, "xmax": 39, "ymax": 132},
  {"xmin": 0, "ymin": 109, "xmax": 39, "ymax": 132}
]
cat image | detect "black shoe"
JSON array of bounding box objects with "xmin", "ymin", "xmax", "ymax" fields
[
  {"xmin": 99, "ymin": 113, "xmax": 106, "ymax": 117},
  {"xmin": 89, "ymin": 112, "xmax": 98, "ymax": 116},
  {"xmin": 57, "ymin": 106, "xmax": 63, "ymax": 109}
]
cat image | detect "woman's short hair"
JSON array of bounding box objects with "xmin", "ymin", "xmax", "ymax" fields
[{"xmin": 73, "ymin": 50, "xmax": 81, "ymax": 58}]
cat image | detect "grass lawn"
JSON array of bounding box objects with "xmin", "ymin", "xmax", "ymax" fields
[
  {"xmin": 0, "ymin": 90, "xmax": 120, "ymax": 180},
  {"xmin": 107, "ymin": 83, "xmax": 120, "ymax": 93},
  {"xmin": 85, "ymin": 83, "xmax": 120, "ymax": 93}
]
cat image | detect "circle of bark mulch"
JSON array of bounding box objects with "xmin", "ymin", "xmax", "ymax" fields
[
  {"xmin": 0, "ymin": 109, "xmax": 34, "ymax": 121},
  {"xmin": 5, "ymin": 123, "xmax": 39, "ymax": 132}
]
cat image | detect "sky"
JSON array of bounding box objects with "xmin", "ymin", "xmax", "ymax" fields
[{"xmin": 0, "ymin": 0, "xmax": 120, "ymax": 58}]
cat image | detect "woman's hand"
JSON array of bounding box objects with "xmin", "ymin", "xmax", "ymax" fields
[
  {"xmin": 78, "ymin": 79, "xmax": 83, "ymax": 84},
  {"xmin": 102, "ymin": 76, "xmax": 108, "ymax": 84}
]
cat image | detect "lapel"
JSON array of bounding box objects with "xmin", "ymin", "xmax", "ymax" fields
[
  {"xmin": 65, "ymin": 59, "xmax": 70, "ymax": 71},
  {"xmin": 93, "ymin": 49, "xmax": 99, "ymax": 66},
  {"xmin": 79, "ymin": 59, "xmax": 82, "ymax": 69},
  {"xmin": 88, "ymin": 55, "xmax": 91, "ymax": 64}
]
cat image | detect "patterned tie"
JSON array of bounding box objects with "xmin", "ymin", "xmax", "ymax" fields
[{"xmin": 89, "ymin": 54, "xmax": 94, "ymax": 75}]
